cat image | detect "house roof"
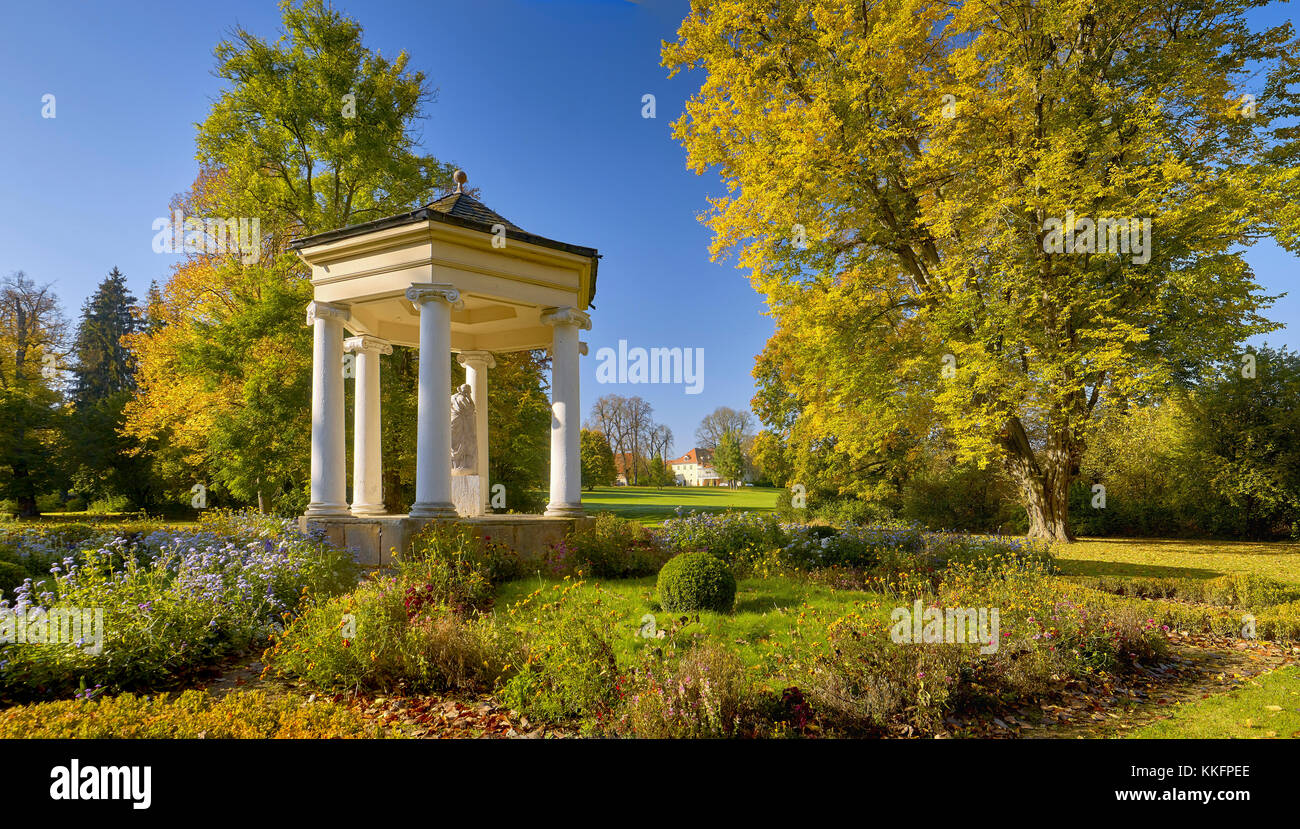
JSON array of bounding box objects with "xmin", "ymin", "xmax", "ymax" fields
[
  {"xmin": 289, "ymin": 187, "xmax": 600, "ymax": 305},
  {"xmin": 668, "ymin": 448, "xmax": 713, "ymax": 467}
]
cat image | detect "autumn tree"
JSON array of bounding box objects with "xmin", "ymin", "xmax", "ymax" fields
[
  {"xmin": 0, "ymin": 272, "xmax": 68, "ymax": 515},
  {"xmin": 666, "ymin": 0, "xmax": 1299, "ymax": 539},
  {"xmin": 749, "ymin": 429, "xmax": 791, "ymax": 487},
  {"xmin": 126, "ymin": 0, "xmax": 455, "ymax": 513}
]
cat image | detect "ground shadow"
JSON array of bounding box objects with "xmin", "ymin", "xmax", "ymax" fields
[{"xmin": 1055, "ymin": 559, "xmax": 1222, "ymax": 580}]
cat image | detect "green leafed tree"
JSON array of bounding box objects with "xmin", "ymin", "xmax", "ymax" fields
[
  {"xmin": 580, "ymin": 428, "xmax": 617, "ymax": 489},
  {"xmin": 127, "ymin": 0, "xmax": 456, "ymax": 513},
  {"xmin": 713, "ymin": 430, "xmax": 746, "ymax": 489},
  {"xmin": 482, "ymin": 350, "xmax": 552, "ymax": 512},
  {"xmin": 666, "ymin": 0, "xmax": 1300, "ymax": 539},
  {"xmin": 196, "ymin": 0, "xmax": 454, "ymax": 234},
  {"xmin": 1183, "ymin": 346, "xmax": 1300, "ymax": 538}
]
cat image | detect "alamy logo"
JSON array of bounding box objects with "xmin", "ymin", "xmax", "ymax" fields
[
  {"xmin": 151, "ymin": 210, "xmax": 261, "ymax": 264},
  {"xmin": 890, "ymin": 600, "xmax": 1000, "ymax": 654},
  {"xmin": 1, "ymin": 606, "xmax": 104, "ymax": 654},
  {"xmin": 1041, "ymin": 211, "xmax": 1152, "ymax": 264},
  {"xmin": 50, "ymin": 759, "xmax": 151, "ymax": 810},
  {"xmin": 594, "ymin": 339, "xmax": 704, "ymax": 394}
]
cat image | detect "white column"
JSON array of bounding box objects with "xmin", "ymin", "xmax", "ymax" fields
[
  {"xmin": 541, "ymin": 307, "xmax": 591, "ymax": 517},
  {"xmin": 344, "ymin": 335, "xmax": 392, "ymax": 516},
  {"xmin": 305, "ymin": 300, "xmax": 350, "ymax": 517},
  {"xmin": 406, "ymin": 283, "xmax": 462, "ymax": 518},
  {"xmin": 456, "ymin": 350, "xmax": 496, "ymax": 512}
]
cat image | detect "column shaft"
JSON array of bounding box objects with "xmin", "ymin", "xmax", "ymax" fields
[
  {"xmin": 305, "ymin": 301, "xmax": 349, "ymax": 517},
  {"xmin": 346, "ymin": 336, "xmax": 392, "ymax": 516},
  {"xmin": 542, "ymin": 307, "xmax": 590, "ymax": 517},
  {"xmin": 407, "ymin": 284, "xmax": 461, "ymax": 518}
]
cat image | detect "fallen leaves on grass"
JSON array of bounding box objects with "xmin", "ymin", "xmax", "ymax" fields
[{"xmin": 339, "ymin": 693, "xmax": 573, "ymax": 739}]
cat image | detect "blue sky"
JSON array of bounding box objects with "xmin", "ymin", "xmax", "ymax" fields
[{"xmin": 1, "ymin": 0, "xmax": 1296, "ymax": 456}]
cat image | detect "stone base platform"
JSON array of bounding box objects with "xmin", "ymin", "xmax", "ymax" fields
[{"xmin": 300, "ymin": 513, "xmax": 594, "ymax": 568}]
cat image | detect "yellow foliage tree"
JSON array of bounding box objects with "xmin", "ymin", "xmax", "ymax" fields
[{"xmin": 665, "ymin": 0, "xmax": 1299, "ymax": 539}]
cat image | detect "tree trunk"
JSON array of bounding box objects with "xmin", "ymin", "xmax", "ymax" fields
[{"xmin": 1001, "ymin": 417, "xmax": 1075, "ymax": 542}]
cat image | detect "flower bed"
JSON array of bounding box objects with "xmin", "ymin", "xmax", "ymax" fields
[{"xmin": 0, "ymin": 513, "xmax": 356, "ymax": 703}]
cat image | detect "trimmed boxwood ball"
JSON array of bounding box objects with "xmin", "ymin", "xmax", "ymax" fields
[{"xmin": 657, "ymin": 552, "xmax": 736, "ymax": 613}]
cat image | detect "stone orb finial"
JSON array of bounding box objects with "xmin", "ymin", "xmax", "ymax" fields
[{"xmin": 453, "ymin": 170, "xmax": 468, "ymax": 193}]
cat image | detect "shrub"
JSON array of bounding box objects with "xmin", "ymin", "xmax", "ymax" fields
[
  {"xmin": 549, "ymin": 513, "xmax": 667, "ymax": 578},
  {"xmin": 1258, "ymin": 601, "xmax": 1300, "ymax": 640},
  {"xmin": 779, "ymin": 523, "xmax": 926, "ymax": 572},
  {"xmin": 197, "ymin": 509, "xmax": 299, "ymax": 540},
  {"xmin": 813, "ymin": 497, "xmax": 895, "ymax": 527},
  {"xmin": 658, "ymin": 509, "xmax": 787, "ymax": 567},
  {"xmin": 608, "ymin": 643, "xmax": 770, "ymax": 738},
  {"xmin": 657, "ymin": 553, "xmax": 736, "ymax": 613},
  {"xmin": 1061, "ymin": 582, "xmax": 1300, "ymax": 642},
  {"xmin": 899, "ymin": 464, "xmax": 1023, "ymax": 533},
  {"xmin": 35, "ymin": 494, "xmax": 65, "ymax": 513},
  {"xmin": 1203, "ymin": 573, "xmax": 1297, "ymax": 608},
  {"xmin": 267, "ymin": 523, "xmax": 525, "ymax": 696},
  {"xmin": 799, "ymin": 557, "xmax": 1168, "ymax": 735},
  {"xmin": 0, "ymin": 690, "xmax": 380, "ymax": 739},
  {"xmin": 264, "ymin": 576, "xmax": 514, "ymax": 694},
  {"xmin": 499, "ymin": 579, "xmax": 620, "ymax": 728},
  {"xmin": 921, "ymin": 532, "xmax": 1055, "ymax": 573},
  {"xmin": 805, "ymin": 615, "xmax": 968, "ymax": 733},
  {"xmin": 399, "ymin": 522, "xmax": 521, "ymax": 614},
  {"xmin": 86, "ymin": 494, "xmax": 131, "ymax": 515},
  {"xmin": 64, "ymin": 498, "xmax": 87, "ymax": 513}
]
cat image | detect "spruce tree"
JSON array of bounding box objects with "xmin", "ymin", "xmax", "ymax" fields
[{"xmin": 71, "ymin": 266, "xmax": 137, "ymax": 405}]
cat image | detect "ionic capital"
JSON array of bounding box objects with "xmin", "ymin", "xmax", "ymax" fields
[
  {"xmin": 343, "ymin": 335, "xmax": 394, "ymax": 356},
  {"xmin": 405, "ymin": 283, "xmax": 464, "ymax": 310},
  {"xmin": 306, "ymin": 300, "xmax": 350, "ymax": 325},
  {"xmin": 540, "ymin": 306, "xmax": 592, "ymax": 330},
  {"xmin": 456, "ymin": 350, "xmax": 497, "ymax": 369}
]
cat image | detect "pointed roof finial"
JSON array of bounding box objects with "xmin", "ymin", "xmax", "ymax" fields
[{"xmin": 453, "ymin": 169, "xmax": 467, "ymax": 194}]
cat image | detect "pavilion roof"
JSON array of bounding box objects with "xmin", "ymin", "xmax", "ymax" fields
[{"xmin": 290, "ymin": 186, "xmax": 600, "ymax": 305}]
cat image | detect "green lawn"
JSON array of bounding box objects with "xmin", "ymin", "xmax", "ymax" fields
[
  {"xmin": 1129, "ymin": 666, "xmax": 1300, "ymax": 738},
  {"xmin": 494, "ymin": 572, "xmax": 889, "ymax": 684},
  {"xmin": 1057, "ymin": 538, "xmax": 1300, "ymax": 586},
  {"xmin": 3, "ymin": 513, "xmax": 200, "ymax": 527},
  {"xmin": 580, "ymin": 485, "xmax": 781, "ymax": 525}
]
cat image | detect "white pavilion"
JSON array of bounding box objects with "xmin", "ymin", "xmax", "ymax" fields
[{"xmin": 291, "ymin": 171, "xmax": 598, "ymax": 564}]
